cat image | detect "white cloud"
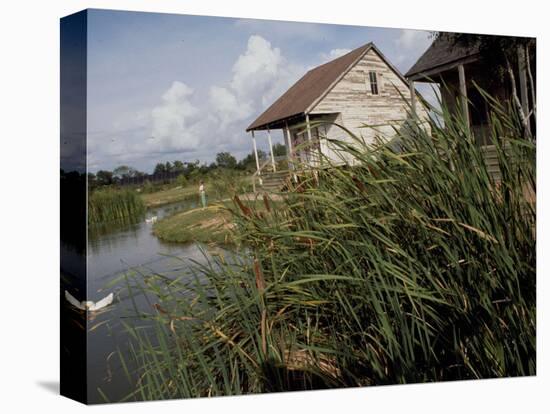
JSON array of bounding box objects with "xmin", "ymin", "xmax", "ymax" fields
[
  {"xmin": 150, "ymin": 81, "xmax": 201, "ymax": 152},
  {"xmin": 396, "ymin": 29, "xmax": 431, "ymax": 50},
  {"xmin": 209, "ymin": 85, "xmax": 251, "ymax": 128},
  {"xmin": 136, "ymin": 36, "xmax": 302, "ymax": 166},
  {"xmin": 230, "ymin": 35, "xmax": 282, "ymax": 100},
  {"xmin": 320, "ymin": 48, "xmax": 351, "ymax": 62},
  {"xmin": 394, "ymin": 29, "xmax": 432, "ymax": 66},
  {"xmin": 209, "ymin": 35, "xmax": 304, "ymax": 130},
  {"xmin": 90, "ymin": 35, "xmax": 312, "ymax": 171}
]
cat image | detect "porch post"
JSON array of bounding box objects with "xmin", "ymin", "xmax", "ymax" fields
[
  {"xmin": 267, "ymin": 129, "xmax": 276, "ymax": 172},
  {"xmin": 458, "ymin": 63, "xmax": 470, "ymax": 133},
  {"xmin": 285, "ymin": 122, "xmax": 293, "ymax": 164},
  {"xmin": 251, "ymin": 130, "xmax": 260, "ymax": 175},
  {"xmin": 409, "ymin": 80, "xmax": 416, "ymax": 118},
  {"xmin": 321, "ymin": 124, "xmax": 328, "ymax": 165},
  {"xmin": 285, "ymin": 121, "xmax": 297, "ymax": 182},
  {"xmin": 305, "ymin": 113, "xmax": 313, "ymax": 166},
  {"xmin": 517, "ymin": 45, "xmax": 531, "ymax": 134}
]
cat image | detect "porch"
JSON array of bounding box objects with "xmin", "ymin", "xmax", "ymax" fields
[
  {"xmin": 247, "ymin": 113, "xmax": 336, "ymax": 192},
  {"xmin": 406, "ymin": 41, "xmax": 534, "ymax": 183},
  {"xmin": 407, "ymin": 40, "xmax": 533, "ymax": 145}
]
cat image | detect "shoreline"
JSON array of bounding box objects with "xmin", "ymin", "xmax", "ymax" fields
[
  {"xmin": 152, "ymin": 194, "xmax": 284, "ymax": 245},
  {"xmin": 152, "ymin": 203, "xmax": 235, "ymax": 245}
]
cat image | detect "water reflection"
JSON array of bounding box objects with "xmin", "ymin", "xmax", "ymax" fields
[{"xmin": 85, "ymin": 199, "xmax": 208, "ymax": 403}]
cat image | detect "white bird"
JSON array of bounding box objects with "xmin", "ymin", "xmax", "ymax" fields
[
  {"xmin": 145, "ymin": 216, "xmax": 157, "ymax": 224},
  {"xmin": 65, "ymin": 290, "xmax": 114, "ymax": 311}
]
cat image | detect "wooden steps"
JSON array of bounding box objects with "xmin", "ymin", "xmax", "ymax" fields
[
  {"xmin": 481, "ymin": 144, "xmax": 505, "ymax": 182},
  {"xmin": 259, "ymin": 170, "xmax": 290, "ymax": 192}
]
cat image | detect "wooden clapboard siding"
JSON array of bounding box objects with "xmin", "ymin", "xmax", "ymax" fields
[
  {"xmin": 322, "ymin": 113, "xmax": 357, "ymax": 165},
  {"xmin": 481, "ymin": 145, "xmax": 498, "ymax": 180},
  {"xmin": 480, "ymin": 143, "xmax": 529, "ymax": 183},
  {"xmin": 247, "ymin": 43, "xmax": 432, "ymax": 168},
  {"xmin": 310, "ymin": 48, "xmax": 429, "ymax": 148},
  {"xmin": 481, "ymin": 144, "xmax": 504, "ymax": 182}
]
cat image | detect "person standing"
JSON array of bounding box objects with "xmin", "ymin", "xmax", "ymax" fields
[{"xmin": 199, "ymin": 180, "xmax": 207, "ymax": 209}]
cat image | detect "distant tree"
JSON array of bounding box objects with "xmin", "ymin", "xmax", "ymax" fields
[
  {"xmin": 199, "ymin": 163, "xmax": 210, "ymax": 175},
  {"xmin": 215, "ymin": 152, "xmax": 237, "ymax": 169},
  {"xmin": 113, "ymin": 165, "xmax": 140, "ymax": 179},
  {"xmin": 175, "ymin": 174, "xmax": 187, "ymax": 187},
  {"xmin": 188, "ymin": 168, "xmax": 200, "ymax": 182},
  {"xmin": 272, "ymin": 143, "xmax": 287, "ymax": 157},
  {"xmin": 183, "ymin": 160, "xmax": 200, "ymax": 178},
  {"xmin": 238, "ymin": 150, "xmax": 266, "ymax": 171},
  {"xmin": 96, "ymin": 170, "xmax": 113, "ymax": 186},
  {"xmin": 112, "ymin": 165, "xmax": 128, "ymax": 179},
  {"xmin": 165, "ymin": 161, "xmax": 173, "ymax": 173},
  {"xmin": 173, "ymin": 160, "xmax": 185, "ymax": 173},
  {"xmin": 87, "ymin": 172, "xmax": 97, "ymax": 189},
  {"xmin": 154, "ymin": 163, "xmax": 166, "ymax": 175}
]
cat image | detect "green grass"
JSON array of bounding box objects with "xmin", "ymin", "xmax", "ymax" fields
[
  {"xmin": 153, "ymin": 204, "xmax": 233, "ymax": 245},
  {"xmin": 153, "ymin": 197, "xmax": 281, "ymax": 245},
  {"xmin": 140, "ymin": 173, "xmax": 252, "ymax": 208},
  {"xmin": 117, "ymin": 90, "xmax": 535, "ymax": 400},
  {"xmin": 141, "ymin": 186, "xmax": 199, "ymax": 208},
  {"xmin": 88, "ymin": 188, "xmax": 146, "ymax": 225}
]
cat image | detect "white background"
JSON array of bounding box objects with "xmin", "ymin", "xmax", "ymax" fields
[{"xmin": 0, "ymin": 0, "xmax": 547, "ymax": 412}]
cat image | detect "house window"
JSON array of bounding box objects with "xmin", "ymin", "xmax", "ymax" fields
[{"xmin": 368, "ymin": 71, "xmax": 379, "ymax": 95}]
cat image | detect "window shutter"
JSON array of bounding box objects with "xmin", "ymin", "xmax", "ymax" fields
[{"xmin": 368, "ymin": 71, "xmax": 379, "ymax": 95}]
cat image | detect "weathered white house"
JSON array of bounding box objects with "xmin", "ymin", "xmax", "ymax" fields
[{"xmin": 246, "ymin": 42, "xmax": 428, "ymax": 187}]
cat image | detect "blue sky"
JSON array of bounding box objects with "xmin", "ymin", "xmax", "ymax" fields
[{"xmin": 87, "ymin": 9, "xmax": 435, "ymax": 173}]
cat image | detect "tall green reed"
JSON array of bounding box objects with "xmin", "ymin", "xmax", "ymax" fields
[
  {"xmin": 116, "ymin": 90, "xmax": 535, "ymax": 400},
  {"xmin": 88, "ymin": 188, "xmax": 146, "ymax": 225}
]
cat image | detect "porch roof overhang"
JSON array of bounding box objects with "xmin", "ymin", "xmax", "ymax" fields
[
  {"xmin": 405, "ymin": 33, "xmax": 481, "ymax": 82},
  {"xmin": 247, "ymin": 112, "xmax": 340, "ymax": 132},
  {"xmin": 247, "ymin": 112, "xmax": 306, "ymax": 132},
  {"xmin": 407, "ymin": 55, "xmax": 480, "ymax": 82}
]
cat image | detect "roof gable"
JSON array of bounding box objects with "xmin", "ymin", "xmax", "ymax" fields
[
  {"xmin": 309, "ymin": 44, "xmax": 411, "ymax": 114},
  {"xmin": 246, "ymin": 42, "xmax": 373, "ymax": 131}
]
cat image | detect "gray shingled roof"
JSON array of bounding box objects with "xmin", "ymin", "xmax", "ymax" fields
[
  {"xmin": 405, "ymin": 34, "xmax": 480, "ymax": 79},
  {"xmin": 246, "ymin": 42, "xmax": 373, "ymax": 131}
]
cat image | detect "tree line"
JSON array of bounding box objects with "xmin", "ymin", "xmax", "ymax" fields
[{"xmin": 88, "ymin": 144, "xmax": 286, "ymax": 188}]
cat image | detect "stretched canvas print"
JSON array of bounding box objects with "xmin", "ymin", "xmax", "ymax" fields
[{"xmin": 60, "ymin": 8, "xmax": 536, "ymax": 404}]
